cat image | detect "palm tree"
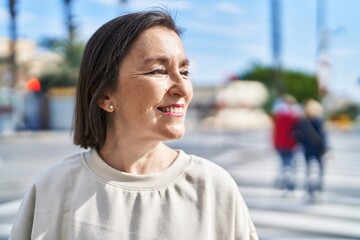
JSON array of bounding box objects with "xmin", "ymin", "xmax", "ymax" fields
[
  {"xmin": 38, "ymin": 0, "xmax": 84, "ymax": 92},
  {"xmin": 63, "ymin": 0, "xmax": 77, "ymax": 65},
  {"xmin": 8, "ymin": 0, "xmax": 18, "ymax": 88},
  {"xmin": 39, "ymin": 0, "xmax": 129, "ymax": 92},
  {"xmin": 63, "ymin": 0, "xmax": 75, "ymax": 41}
]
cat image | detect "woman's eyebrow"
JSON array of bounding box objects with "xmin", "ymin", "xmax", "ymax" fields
[
  {"xmin": 142, "ymin": 56, "xmax": 190, "ymax": 67},
  {"xmin": 181, "ymin": 58, "xmax": 190, "ymax": 67},
  {"xmin": 143, "ymin": 56, "xmax": 169, "ymax": 65}
]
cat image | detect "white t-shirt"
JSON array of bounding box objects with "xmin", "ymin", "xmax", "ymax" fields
[{"xmin": 10, "ymin": 149, "xmax": 258, "ymax": 240}]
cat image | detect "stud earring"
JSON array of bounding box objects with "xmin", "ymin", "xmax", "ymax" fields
[{"xmin": 109, "ymin": 105, "xmax": 114, "ymax": 110}]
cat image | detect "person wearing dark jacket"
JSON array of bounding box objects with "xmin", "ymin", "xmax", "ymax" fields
[{"xmin": 293, "ymin": 99, "xmax": 327, "ymax": 200}]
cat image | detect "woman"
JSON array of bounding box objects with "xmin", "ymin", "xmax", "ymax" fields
[{"xmin": 10, "ymin": 10, "xmax": 258, "ymax": 240}]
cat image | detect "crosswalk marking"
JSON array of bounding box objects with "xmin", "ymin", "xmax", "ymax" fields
[
  {"xmin": 207, "ymin": 130, "xmax": 360, "ymax": 239},
  {"xmin": 250, "ymin": 209, "xmax": 360, "ymax": 239}
]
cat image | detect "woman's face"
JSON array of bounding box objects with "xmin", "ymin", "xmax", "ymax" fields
[{"xmin": 107, "ymin": 26, "xmax": 193, "ymax": 141}]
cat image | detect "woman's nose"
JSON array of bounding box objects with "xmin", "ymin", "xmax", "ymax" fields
[{"xmin": 167, "ymin": 73, "xmax": 192, "ymax": 98}]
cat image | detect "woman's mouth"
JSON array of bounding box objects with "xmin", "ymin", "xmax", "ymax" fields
[{"xmin": 157, "ymin": 104, "xmax": 184, "ymax": 116}]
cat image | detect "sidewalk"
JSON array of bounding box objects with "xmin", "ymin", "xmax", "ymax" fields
[{"xmin": 0, "ymin": 130, "xmax": 82, "ymax": 203}]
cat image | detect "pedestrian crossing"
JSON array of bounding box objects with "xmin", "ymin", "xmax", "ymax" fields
[
  {"xmin": 208, "ymin": 132, "xmax": 360, "ymax": 240},
  {"xmin": 0, "ymin": 129, "xmax": 359, "ymax": 239}
]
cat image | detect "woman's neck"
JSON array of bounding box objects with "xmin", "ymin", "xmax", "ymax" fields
[{"xmin": 98, "ymin": 138, "xmax": 178, "ymax": 175}]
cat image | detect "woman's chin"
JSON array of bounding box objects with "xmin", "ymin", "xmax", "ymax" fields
[{"xmin": 163, "ymin": 125, "xmax": 185, "ymax": 140}]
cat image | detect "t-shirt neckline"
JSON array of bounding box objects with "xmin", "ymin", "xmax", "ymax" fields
[{"xmin": 83, "ymin": 149, "xmax": 191, "ymax": 190}]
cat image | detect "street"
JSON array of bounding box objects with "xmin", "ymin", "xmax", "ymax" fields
[{"xmin": 1, "ymin": 126, "xmax": 360, "ymax": 239}]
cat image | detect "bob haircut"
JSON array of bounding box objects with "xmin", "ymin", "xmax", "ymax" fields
[{"xmin": 73, "ymin": 9, "xmax": 182, "ymax": 149}]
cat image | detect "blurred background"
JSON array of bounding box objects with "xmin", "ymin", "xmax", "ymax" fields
[{"xmin": 0, "ymin": 0, "xmax": 359, "ymax": 239}]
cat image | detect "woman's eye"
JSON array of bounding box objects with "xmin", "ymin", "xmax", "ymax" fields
[
  {"xmin": 181, "ymin": 70, "xmax": 189, "ymax": 77},
  {"xmin": 149, "ymin": 69, "xmax": 166, "ymax": 75}
]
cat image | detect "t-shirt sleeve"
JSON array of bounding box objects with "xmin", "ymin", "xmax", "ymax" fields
[
  {"xmin": 9, "ymin": 184, "xmax": 36, "ymax": 240},
  {"xmin": 203, "ymin": 157, "xmax": 259, "ymax": 240},
  {"xmin": 234, "ymin": 188, "xmax": 259, "ymax": 240},
  {"xmin": 248, "ymin": 218, "xmax": 259, "ymax": 240}
]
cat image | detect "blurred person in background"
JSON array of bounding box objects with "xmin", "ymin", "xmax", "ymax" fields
[
  {"xmin": 24, "ymin": 77, "xmax": 42, "ymax": 130},
  {"xmin": 272, "ymin": 94, "xmax": 302, "ymax": 195},
  {"xmin": 293, "ymin": 99, "xmax": 327, "ymax": 201},
  {"xmin": 10, "ymin": 10, "xmax": 258, "ymax": 240}
]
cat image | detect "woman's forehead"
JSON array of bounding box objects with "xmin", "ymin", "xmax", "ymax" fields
[{"xmin": 125, "ymin": 27, "xmax": 186, "ymax": 64}]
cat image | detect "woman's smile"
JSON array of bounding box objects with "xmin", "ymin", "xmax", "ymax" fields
[{"xmin": 157, "ymin": 104, "xmax": 185, "ymax": 117}]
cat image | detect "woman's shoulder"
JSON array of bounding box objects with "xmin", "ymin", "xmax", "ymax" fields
[
  {"xmin": 189, "ymin": 154, "xmax": 229, "ymax": 173},
  {"xmin": 34, "ymin": 151, "xmax": 87, "ymax": 185},
  {"xmin": 184, "ymin": 153, "xmax": 238, "ymax": 189}
]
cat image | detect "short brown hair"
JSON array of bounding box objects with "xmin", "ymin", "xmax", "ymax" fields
[{"xmin": 73, "ymin": 9, "xmax": 182, "ymax": 149}]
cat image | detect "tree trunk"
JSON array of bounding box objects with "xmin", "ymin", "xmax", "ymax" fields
[{"xmin": 8, "ymin": 0, "xmax": 18, "ymax": 88}]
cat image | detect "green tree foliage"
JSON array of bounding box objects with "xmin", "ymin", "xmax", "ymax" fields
[
  {"xmin": 38, "ymin": 0, "xmax": 84, "ymax": 92},
  {"xmin": 40, "ymin": 37, "xmax": 84, "ymax": 71},
  {"xmin": 238, "ymin": 63, "xmax": 320, "ymax": 112},
  {"xmin": 38, "ymin": 37, "xmax": 84, "ymax": 93},
  {"xmin": 282, "ymin": 70, "xmax": 320, "ymax": 102},
  {"xmin": 38, "ymin": 65, "xmax": 79, "ymax": 93}
]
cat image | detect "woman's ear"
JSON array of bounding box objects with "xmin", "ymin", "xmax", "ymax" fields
[{"xmin": 98, "ymin": 93, "xmax": 114, "ymax": 112}]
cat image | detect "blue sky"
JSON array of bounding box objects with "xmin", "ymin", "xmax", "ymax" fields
[{"xmin": 1, "ymin": 0, "xmax": 359, "ymax": 102}]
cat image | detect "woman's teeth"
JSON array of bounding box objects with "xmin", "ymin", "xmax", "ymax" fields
[{"xmin": 158, "ymin": 107, "xmax": 183, "ymax": 114}]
